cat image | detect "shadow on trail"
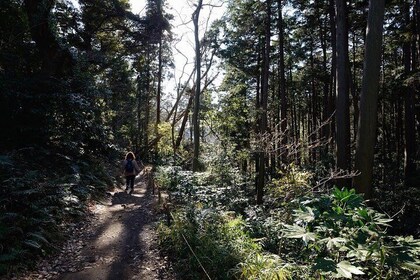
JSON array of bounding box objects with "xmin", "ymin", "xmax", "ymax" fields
[{"xmin": 59, "ymin": 176, "xmax": 158, "ymax": 280}]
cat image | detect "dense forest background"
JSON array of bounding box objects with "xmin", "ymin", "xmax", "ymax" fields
[{"xmin": 0, "ymin": 0, "xmax": 419, "ymax": 278}]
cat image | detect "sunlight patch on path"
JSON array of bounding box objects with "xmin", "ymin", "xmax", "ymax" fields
[
  {"xmin": 95, "ymin": 222, "xmax": 124, "ymax": 250},
  {"xmin": 131, "ymin": 192, "xmax": 145, "ymax": 198}
]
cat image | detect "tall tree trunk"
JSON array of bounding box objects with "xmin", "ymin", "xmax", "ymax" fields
[
  {"xmin": 175, "ymin": 89, "xmax": 194, "ymax": 151},
  {"xmin": 351, "ymin": 31, "xmax": 359, "ymax": 143},
  {"xmin": 277, "ymin": 0, "xmax": 287, "ymax": 164},
  {"xmin": 320, "ymin": 9, "xmax": 330, "ymax": 155},
  {"xmin": 396, "ymin": 96, "xmax": 404, "ymax": 174},
  {"xmin": 156, "ymin": 39, "xmax": 163, "ymax": 125},
  {"xmin": 329, "ymin": 0, "xmax": 337, "ymax": 153},
  {"xmin": 155, "ymin": 0, "xmax": 164, "ymax": 154},
  {"xmin": 257, "ymin": 0, "xmax": 271, "ymax": 204},
  {"xmin": 335, "ymin": 0, "xmax": 351, "ymax": 186},
  {"xmin": 310, "ymin": 42, "xmax": 317, "ymax": 162},
  {"xmin": 255, "ymin": 36, "xmax": 262, "ymax": 196},
  {"xmin": 192, "ymin": 0, "xmax": 203, "ymax": 171},
  {"xmin": 403, "ymin": 2, "xmax": 417, "ymax": 184},
  {"xmin": 154, "ymin": 39, "xmax": 163, "ymax": 154},
  {"xmin": 353, "ymin": 0, "xmax": 385, "ymax": 198},
  {"xmin": 136, "ymin": 75, "xmax": 142, "ymax": 151},
  {"xmin": 415, "ymin": 0, "xmax": 420, "ymax": 69},
  {"xmin": 144, "ymin": 50, "xmax": 151, "ymax": 159}
]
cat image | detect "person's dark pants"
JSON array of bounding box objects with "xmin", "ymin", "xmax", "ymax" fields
[{"xmin": 125, "ymin": 175, "xmax": 135, "ymax": 190}]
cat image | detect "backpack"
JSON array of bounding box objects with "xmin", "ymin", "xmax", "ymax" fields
[{"xmin": 125, "ymin": 160, "xmax": 134, "ymax": 173}]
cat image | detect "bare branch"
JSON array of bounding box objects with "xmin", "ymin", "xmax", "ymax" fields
[{"xmin": 314, "ymin": 169, "xmax": 360, "ymax": 189}]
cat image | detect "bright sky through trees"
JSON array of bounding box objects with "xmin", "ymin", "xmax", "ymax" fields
[{"xmin": 129, "ymin": 0, "xmax": 225, "ymax": 96}]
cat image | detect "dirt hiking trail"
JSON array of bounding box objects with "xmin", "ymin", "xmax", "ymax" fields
[{"xmin": 13, "ymin": 172, "xmax": 175, "ymax": 280}]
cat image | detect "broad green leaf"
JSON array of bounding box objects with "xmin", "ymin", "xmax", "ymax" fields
[
  {"xmin": 326, "ymin": 237, "xmax": 347, "ymax": 250},
  {"xmin": 336, "ymin": 261, "xmax": 364, "ymax": 278},
  {"xmin": 402, "ymin": 262, "xmax": 420, "ymax": 270},
  {"xmin": 293, "ymin": 207, "xmax": 315, "ymax": 223},
  {"xmin": 282, "ymin": 224, "xmax": 316, "ymax": 244},
  {"xmin": 347, "ymin": 246, "xmax": 370, "ymax": 261}
]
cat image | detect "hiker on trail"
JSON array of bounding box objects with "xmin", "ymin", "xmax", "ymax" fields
[{"xmin": 122, "ymin": 151, "xmax": 143, "ymax": 194}]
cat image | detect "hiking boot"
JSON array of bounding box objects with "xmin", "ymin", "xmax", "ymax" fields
[{"xmin": 129, "ymin": 188, "xmax": 134, "ymax": 194}]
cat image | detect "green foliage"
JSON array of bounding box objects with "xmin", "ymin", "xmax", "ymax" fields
[
  {"xmin": 157, "ymin": 122, "xmax": 175, "ymax": 158},
  {"xmin": 268, "ymin": 164, "xmax": 313, "ymax": 201},
  {"xmin": 154, "ymin": 165, "xmax": 183, "ymax": 191},
  {"xmin": 158, "ymin": 207, "xmax": 272, "ymax": 279},
  {"xmin": 235, "ymin": 253, "xmax": 292, "ymax": 280},
  {"xmin": 156, "ymin": 160, "xmax": 420, "ymax": 280},
  {"xmin": 375, "ymin": 186, "xmax": 420, "ymax": 237},
  {"xmin": 0, "ymin": 148, "xmax": 116, "ymax": 276},
  {"xmin": 155, "ymin": 165, "xmax": 251, "ymax": 213},
  {"xmin": 280, "ymin": 188, "xmax": 420, "ymax": 279}
]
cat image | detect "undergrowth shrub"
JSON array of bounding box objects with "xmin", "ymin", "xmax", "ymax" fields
[
  {"xmin": 376, "ymin": 186, "xmax": 420, "ymax": 237},
  {"xmin": 0, "ymin": 147, "xmax": 116, "ymax": 276},
  {"xmin": 234, "ymin": 253, "xmax": 293, "ymax": 280},
  {"xmin": 280, "ymin": 188, "xmax": 420, "ymax": 279},
  {"xmin": 155, "ymin": 163, "xmax": 419, "ymax": 279},
  {"xmin": 244, "ymin": 207, "xmax": 288, "ymax": 254},
  {"xmin": 267, "ymin": 164, "xmax": 313, "ymax": 208},
  {"xmin": 155, "ymin": 166, "xmax": 251, "ymax": 213},
  {"xmin": 158, "ymin": 207, "xmax": 293, "ymax": 279}
]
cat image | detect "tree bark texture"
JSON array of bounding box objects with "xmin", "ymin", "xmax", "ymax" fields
[
  {"xmin": 335, "ymin": 0, "xmax": 351, "ymax": 182},
  {"xmin": 192, "ymin": 0, "xmax": 203, "ymax": 171},
  {"xmin": 353, "ymin": 0, "xmax": 385, "ymax": 198},
  {"xmin": 277, "ymin": 0, "xmax": 287, "ymax": 164},
  {"xmin": 403, "ymin": 2, "xmax": 417, "ymax": 184},
  {"xmin": 257, "ymin": 0, "xmax": 271, "ymax": 204}
]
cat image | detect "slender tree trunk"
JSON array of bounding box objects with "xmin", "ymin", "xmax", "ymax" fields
[
  {"xmin": 396, "ymin": 96, "xmax": 404, "ymax": 173},
  {"xmin": 335, "ymin": 0, "xmax": 351, "ymax": 186},
  {"xmin": 145, "ymin": 50, "xmax": 151, "ymax": 159},
  {"xmin": 329, "ymin": 0, "xmax": 337, "ymax": 155},
  {"xmin": 403, "ymin": 2, "xmax": 417, "ymax": 184},
  {"xmin": 351, "ymin": 31, "xmax": 359, "ymax": 142},
  {"xmin": 320, "ymin": 11, "xmax": 330, "ymax": 155},
  {"xmin": 353, "ymin": 0, "xmax": 385, "ymax": 198},
  {"xmin": 192, "ymin": 0, "xmax": 203, "ymax": 171},
  {"xmin": 415, "ymin": 0, "xmax": 420, "ymax": 69},
  {"xmin": 310, "ymin": 42, "xmax": 317, "ymax": 162},
  {"xmin": 156, "ymin": 0, "xmax": 164, "ymax": 127},
  {"xmin": 271, "ymin": 81, "xmax": 277, "ymax": 175},
  {"xmin": 137, "ymin": 75, "xmax": 142, "ymax": 151},
  {"xmin": 157, "ymin": 40, "xmax": 163, "ymax": 125},
  {"xmin": 277, "ymin": 0, "xmax": 287, "ymax": 164},
  {"xmin": 175, "ymin": 90, "xmax": 194, "ymax": 151},
  {"xmin": 255, "ymin": 36, "xmax": 262, "ymax": 198},
  {"xmin": 415, "ymin": 0, "xmax": 420, "ymax": 149},
  {"xmin": 257, "ymin": 0, "xmax": 271, "ymax": 204}
]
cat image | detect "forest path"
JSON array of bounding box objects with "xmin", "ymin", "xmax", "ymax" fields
[{"xmin": 16, "ymin": 171, "xmax": 174, "ymax": 280}]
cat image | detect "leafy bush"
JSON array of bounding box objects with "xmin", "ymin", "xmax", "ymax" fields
[
  {"xmin": 0, "ymin": 148, "xmax": 116, "ymax": 276},
  {"xmin": 267, "ymin": 163, "xmax": 313, "ymax": 206},
  {"xmin": 280, "ymin": 188, "xmax": 420, "ymax": 279},
  {"xmin": 154, "ymin": 165, "xmax": 183, "ymax": 191},
  {"xmin": 244, "ymin": 206, "xmax": 289, "ymax": 254},
  {"xmin": 156, "ymin": 161, "xmax": 419, "ymax": 279},
  {"xmin": 375, "ymin": 186, "xmax": 420, "ymax": 237},
  {"xmin": 158, "ymin": 207, "xmax": 292, "ymax": 279},
  {"xmin": 234, "ymin": 253, "xmax": 292, "ymax": 280},
  {"xmin": 155, "ymin": 166, "xmax": 252, "ymax": 213}
]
